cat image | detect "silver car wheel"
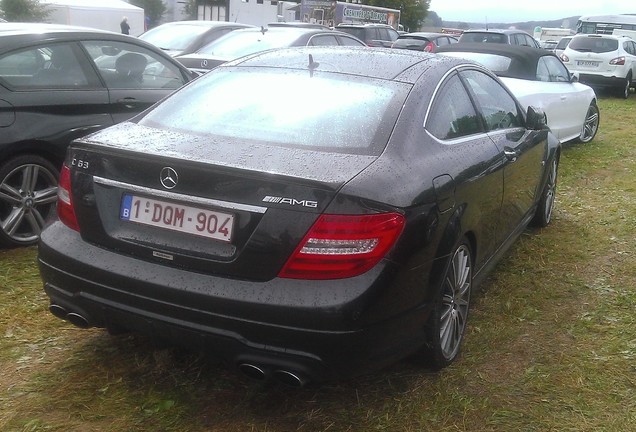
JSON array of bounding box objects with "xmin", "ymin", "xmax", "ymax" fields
[
  {"xmin": 439, "ymin": 243, "xmax": 472, "ymax": 360},
  {"xmin": 579, "ymin": 103, "xmax": 599, "ymax": 143},
  {"xmin": 0, "ymin": 160, "xmax": 59, "ymax": 246},
  {"xmin": 542, "ymin": 158, "xmax": 558, "ymax": 224}
]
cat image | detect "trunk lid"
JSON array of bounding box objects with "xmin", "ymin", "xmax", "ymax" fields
[{"xmin": 68, "ymin": 123, "xmax": 377, "ymax": 281}]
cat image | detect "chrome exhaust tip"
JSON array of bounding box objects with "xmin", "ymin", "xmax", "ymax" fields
[
  {"xmin": 273, "ymin": 369, "xmax": 308, "ymax": 387},
  {"xmin": 48, "ymin": 304, "xmax": 68, "ymax": 320},
  {"xmin": 238, "ymin": 363, "xmax": 267, "ymax": 381},
  {"xmin": 65, "ymin": 312, "xmax": 90, "ymax": 329}
]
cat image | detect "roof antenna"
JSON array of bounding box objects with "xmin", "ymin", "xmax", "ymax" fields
[{"xmin": 308, "ymin": 54, "xmax": 319, "ymax": 77}]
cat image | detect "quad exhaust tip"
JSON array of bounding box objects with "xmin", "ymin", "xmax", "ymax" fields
[
  {"xmin": 272, "ymin": 369, "xmax": 307, "ymax": 387},
  {"xmin": 48, "ymin": 304, "xmax": 90, "ymax": 329},
  {"xmin": 238, "ymin": 363, "xmax": 309, "ymax": 387}
]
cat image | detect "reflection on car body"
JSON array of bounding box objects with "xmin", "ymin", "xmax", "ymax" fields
[{"xmin": 39, "ymin": 46, "xmax": 561, "ymax": 386}]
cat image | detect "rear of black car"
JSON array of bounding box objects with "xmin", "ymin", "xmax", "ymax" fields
[{"xmin": 38, "ymin": 62, "xmax": 430, "ymax": 383}]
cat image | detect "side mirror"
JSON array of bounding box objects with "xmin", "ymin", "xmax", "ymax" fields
[
  {"xmin": 526, "ymin": 106, "xmax": 547, "ymax": 131},
  {"xmin": 570, "ymin": 72, "xmax": 579, "ymax": 82}
]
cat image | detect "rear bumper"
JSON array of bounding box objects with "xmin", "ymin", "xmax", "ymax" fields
[
  {"xmin": 38, "ymin": 221, "xmax": 433, "ymax": 382},
  {"xmin": 577, "ymin": 72, "xmax": 628, "ymax": 89}
]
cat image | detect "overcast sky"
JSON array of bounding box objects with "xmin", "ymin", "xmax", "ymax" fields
[{"xmin": 429, "ymin": 1, "xmax": 636, "ymax": 24}]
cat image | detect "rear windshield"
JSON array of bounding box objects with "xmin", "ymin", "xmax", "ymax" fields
[
  {"xmin": 555, "ymin": 37, "xmax": 571, "ymax": 49},
  {"xmin": 338, "ymin": 28, "xmax": 366, "ymax": 40},
  {"xmin": 459, "ymin": 32, "xmax": 507, "ymax": 44},
  {"xmin": 139, "ymin": 68, "xmax": 409, "ymax": 155},
  {"xmin": 140, "ymin": 25, "xmax": 211, "ymax": 50},
  {"xmin": 440, "ymin": 52, "xmax": 513, "ymax": 75},
  {"xmin": 392, "ymin": 38, "xmax": 429, "ymax": 49},
  {"xmin": 568, "ymin": 36, "xmax": 618, "ymax": 53},
  {"xmin": 198, "ymin": 30, "xmax": 301, "ymax": 58}
]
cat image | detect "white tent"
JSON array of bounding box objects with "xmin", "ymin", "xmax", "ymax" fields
[{"xmin": 42, "ymin": 0, "xmax": 145, "ymax": 36}]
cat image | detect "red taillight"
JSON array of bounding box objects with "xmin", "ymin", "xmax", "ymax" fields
[
  {"xmin": 57, "ymin": 164, "xmax": 79, "ymax": 231},
  {"xmin": 610, "ymin": 56, "xmax": 625, "ymax": 65},
  {"xmin": 424, "ymin": 42, "xmax": 435, "ymax": 52},
  {"xmin": 279, "ymin": 213, "xmax": 405, "ymax": 280}
]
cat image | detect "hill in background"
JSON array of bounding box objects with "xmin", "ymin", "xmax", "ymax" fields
[{"xmin": 424, "ymin": 11, "xmax": 581, "ymax": 32}]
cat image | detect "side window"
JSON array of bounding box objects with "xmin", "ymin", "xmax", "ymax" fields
[
  {"xmin": 82, "ymin": 40, "xmax": 187, "ymax": 90},
  {"xmin": 539, "ymin": 56, "xmax": 570, "ymax": 82},
  {"xmin": 460, "ymin": 69, "xmax": 522, "ymax": 132},
  {"xmin": 387, "ymin": 29, "xmax": 399, "ymax": 42},
  {"xmin": 338, "ymin": 35, "xmax": 365, "ymax": 46},
  {"xmin": 377, "ymin": 28, "xmax": 389, "ymax": 41},
  {"xmin": 426, "ymin": 73, "xmax": 483, "ymax": 140},
  {"xmin": 0, "ymin": 43, "xmax": 93, "ymax": 89},
  {"xmin": 525, "ymin": 34, "xmax": 538, "ymax": 47},
  {"xmin": 536, "ymin": 57, "xmax": 551, "ymax": 82},
  {"xmin": 309, "ymin": 35, "xmax": 340, "ymax": 46},
  {"xmin": 437, "ymin": 37, "xmax": 449, "ymax": 46}
]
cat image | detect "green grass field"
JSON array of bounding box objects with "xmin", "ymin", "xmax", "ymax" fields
[{"xmin": 1, "ymin": 97, "xmax": 635, "ymax": 431}]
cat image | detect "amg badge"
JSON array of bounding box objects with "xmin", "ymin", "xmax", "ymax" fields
[{"xmin": 262, "ymin": 196, "xmax": 318, "ymax": 208}]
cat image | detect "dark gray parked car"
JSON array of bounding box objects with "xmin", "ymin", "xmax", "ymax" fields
[{"xmin": 0, "ymin": 24, "xmax": 194, "ymax": 247}]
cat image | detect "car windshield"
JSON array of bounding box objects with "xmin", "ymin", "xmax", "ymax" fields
[
  {"xmin": 393, "ymin": 38, "xmax": 429, "ymax": 49},
  {"xmin": 568, "ymin": 36, "xmax": 618, "ymax": 53},
  {"xmin": 139, "ymin": 68, "xmax": 408, "ymax": 155},
  {"xmin": 140, "ymin": 25, "xmax": 211, "ymax": 50},
  {"xmin": 197, "ymin": 31, "xmax": 301, "ymax": 58},
  {"xmin": 459, "ymin": 32, "xmax": 507, "ymax": 43}
]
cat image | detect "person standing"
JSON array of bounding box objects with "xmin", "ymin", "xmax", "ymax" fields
[{"xmin": 120, "ymin": 16, "xmax": 130, "ymax": 35}]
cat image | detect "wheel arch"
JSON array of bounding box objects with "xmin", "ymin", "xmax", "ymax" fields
[
  {"xmin": 2, "ymin": 140, "xmax": 66, "ymax": 170},
  {"xmin": 426, "ymin": 204, "xmax": 476, "ymax": 299}
]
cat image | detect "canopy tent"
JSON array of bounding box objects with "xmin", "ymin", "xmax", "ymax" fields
[{"xmin": 42, "ymin": 0, "xmax": 145, "ymax": 36}]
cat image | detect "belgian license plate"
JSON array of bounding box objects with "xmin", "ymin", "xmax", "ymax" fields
[
  {"xmin": 577, "ymin": 60, "xmax": 599, "ymax": 67},
  {"xmin": 120, "ymin": 194, "xmax": 234, "ymax": 242}
]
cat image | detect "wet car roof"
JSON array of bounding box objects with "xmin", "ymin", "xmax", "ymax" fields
[{"xmin": 224, "ymin": 46, "xmax": 472, "ymax": 83}]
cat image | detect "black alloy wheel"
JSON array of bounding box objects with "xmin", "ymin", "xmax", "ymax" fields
[
  {"xmin": 0, "ymin": 155, "xmax": 59, "ymax": 247},
  {"xmin": 619, "ymin": 73, "xmax": 632, "ymax": 99}
]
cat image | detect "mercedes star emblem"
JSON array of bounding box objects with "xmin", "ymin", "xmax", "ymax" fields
[{"xmin": 160, "ymin": 167, "xmax": 178, "ymax": 189}]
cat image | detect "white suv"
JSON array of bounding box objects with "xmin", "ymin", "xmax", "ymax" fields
[{"xmin": 561, "ymin": 34, "xmax": 636, "ymax": 98}]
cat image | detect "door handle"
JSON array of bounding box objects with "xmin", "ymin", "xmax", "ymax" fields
[
  {"xmin": 504, "ymin": 148, "xmax": 518, "ymax": 162},
  {"xmin": 117, "ymin": 97, "xmax": 138, "ymax": 104},
  {"xmin": 117, "ymin": 97, "xmax": 138, "ymax": 109}
]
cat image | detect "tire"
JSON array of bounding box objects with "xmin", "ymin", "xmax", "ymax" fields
[
  {"xmin": 0, "ymin": 155, "xmax": 59, "ymax": 247},
  {"xmin": 531, "ymin": 155, "xmax": 558, "ymax": 228},
  {"xmin": 577, "ymin": 102, "xmax": 600, "ymax": 143},
  {"xmin": 619, "ymin": 73, "xmax": 631, "ymax": 99},
  {"xmin": 420, "ymin": 238, "xmax": 473, "ymax": 370}
]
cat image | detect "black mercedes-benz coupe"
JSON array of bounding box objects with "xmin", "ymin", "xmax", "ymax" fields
[{"xmin": 38, "ymin": 47, "xmax": 560, "ymax": 386}]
